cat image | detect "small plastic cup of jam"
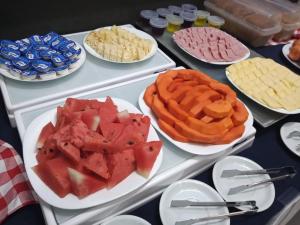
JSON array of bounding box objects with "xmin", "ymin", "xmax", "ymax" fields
[
  {"xmin": 207, "ymin": 15, "xmax": 225, "ymax": 29},
  {"xmin": 194, "ymin": 10, "xmax": 210, "ymax": 27},
  {"xmin": 180, "ymin": 11, "xmax": 197, "ymax": 28},
  {"xmin": 150, "ymin": 17, "xmax": 168, "ymax": 36},
  {"xmin": 156, "ymin": 8, "xmax": 172, "ymax": 18},
  {"xmin": 140, "ymin": 10, "xmax": 159, "ymax": 26},
  {"xmin": 166, "ymin": 14, "xmax": 184, "ymax": 33},
  {"xmin": 168, "ymin": 5, "xmax": 182, "ymax": 16},
  {"xmin": 181, "ymin": 3, "xmax": 197, "ymax": 13}
]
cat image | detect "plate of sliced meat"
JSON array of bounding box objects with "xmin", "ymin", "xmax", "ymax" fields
[{"xmin": 173, "ymin": 27, "xmax": 250, "ymax": 65}]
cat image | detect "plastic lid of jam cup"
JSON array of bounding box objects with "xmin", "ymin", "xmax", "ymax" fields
[
  {"xmin": 195, "ymin": 10, "xmax": 210, "ymax": 19},
  {"xmin": 150, "ymin": 17, "xmax": 168, "ymax": 28},
  {"xmin": 181, "ymin": 3, "xmax": 198, "ymax": 12},
  {"xmin": 207, "ymin": 15, "xmax": 225, "ymax": 27},
  {"xmin": 180, "ymin": 11, "xmax": 197, "ymax": 22},
  {"xmin": 156, "ymin": 8, "xmax": 172, "ymax": 18},
  {"xmin": 166, "ymin": 14, "xmax": 184, "ymax": 25},
  {"xmin": 168, "ymin": 5, "xmax": 182, "ymax": 15},
  {"xmin": 140, "ymin": 10, "xmax": 159, "ymax": 20}
]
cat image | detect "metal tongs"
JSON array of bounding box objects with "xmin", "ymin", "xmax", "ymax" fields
[
  {"xmin": 221, "ymin": 166, "xmax": 295, "ymax": 178},
  {"xmin": 170, "ymin": 200, "xmax": 256, "ymax": 208},
  {"xmin": 174, "ymin": 207, "xmax": 258, "ymax": 225}
]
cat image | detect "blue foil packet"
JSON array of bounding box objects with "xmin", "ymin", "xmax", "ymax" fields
[
  {"xmin": 29, "ymin": 35, "xmax": 44, "ymax": 45},
  {"xmin": 1, "ymin": 40, "xmax": 19, "ymax": 51},
  {"xmin": 43, "ymin": 32, "xmax": 60, "ymax": 45},
  {"xmin": 25, "ymin": 50, "xmax": 40, "ymax": 60},
  {"xmin": 0, "ymin": 57, "xmax": 12, "ymax": 69},
  {"xmin": 39, "ymin": 49, "xmax": 58, "ymax": 60},
  {"xmin": 12, "ymin": 57, "xmax": 30, "ymax": 70},
  {"xmin": 34, "ymin": 45, "xmax": 50, "ymax": 51},
  {"xmin": 51, "ymin": 53, "xmax": 68, "ymax": 66},
  {"xmin": 1, "ymin": 47, "xmax": 21, "ymax": 60},
  {"xmin": 32, "ymin": 60, "xmax": 52, "ymax": 72}
]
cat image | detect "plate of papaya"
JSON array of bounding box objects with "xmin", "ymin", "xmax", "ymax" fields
[{"xmin": 138, "ymin": 69, "xmax": 253, "ymax": 155}]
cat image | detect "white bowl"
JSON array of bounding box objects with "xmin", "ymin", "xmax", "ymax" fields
[{"xmin": 102, "ymin": 215, "xmax": 151, "ymax": 225}]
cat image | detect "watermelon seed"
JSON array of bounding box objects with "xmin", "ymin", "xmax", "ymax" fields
[
  {"xmin": 103, "ymin": 140, "xmax": 108, "ymax": 143},
  {"xmin": 128, "ymin": 141, "xmax": 134, "ymax": 145},
  {"xmin": 49, "ymin": 149, "xmax": 54, "ymax": 153},
  {"xmin": 149, "ymin": 147, "xmax": 154, "ymax": 152},
  {"xmin": 63, "ymin": 142, "xmax": 68, "ymax": 146},
  {"xmin": 132, "ymin": 119, "xmax": 137, "ymax": 122}
]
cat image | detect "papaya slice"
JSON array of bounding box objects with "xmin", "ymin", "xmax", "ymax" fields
[
  {"xmin": 176, "ymin": 69, "xmax": 214, "ymax": 85},
  {"xmin": 179, "ymin": 85, "xmax": 211, "ymax": 109},
  {"xmin": 143, "ymin": 83, "xmax": 157, "ymax": 107},
  {"xmin": 215, "ymin": 124, "xmax": 245, "ymax": 144},
  {"xmin": 231, "ymin": 100, "xmax": 249, "ymax": 126},
  {"xmin": 201, "ymin": 115, "xmax": 214, "ymax": 123},
  {"xmin": 167, "ymin": 99, "xmax": 190, "ymax": 121},
  {"xmin": 156, "ymin": 70, "xmax": 178, "ymax": 85},
  {"xmin": 203, "ymin": 100, "xmax": 232, "ymax": 119},
  {"xmin": 168, "ymin": 80, "xmax": 184, "ymax": 92},
  {"xmin": 186, "ymin": 116, "xmax": 233, "ymax": 135},
  {"xmin": 174, "ymin": 120, "xmax": 222, "ymax": 143},
  {"xmin": 170, "ymin": 85, "xmax": 192, "ymax": 102},
  {"xmin": 189, "ymin": 99, "xmax": 212, "ymax": 117},
  {"xmin": 209, "ymin": 82, "xmax": 237, "ymax": 106},
  {"xmin": 151, "ymin": 95, "xmax": 178, "ymax": 126},
  {"xmin": 156, "ymin": 76, "xmax": 173, "ymax": 103},
  {"xmin": 158, "ymin": 119, "xmax": 189, "ymax": 142}
]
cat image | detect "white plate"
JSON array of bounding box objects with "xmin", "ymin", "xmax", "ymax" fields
[
  {"xmin": 159, "ymin": 179, "xmax": 230, "ymax": 225},
  {"xmin": 213, "ymin": 156, "xmax": 275, "ymax": 212},
  {"xmin": 102, "ymin": 215, "xmax": 151, "ymax": 225},
  {"xmin": 0, "ymin": 43, "xmax": 86, "ymax": 82},
  {"xmin": 173, "ymin": 33, "xmax": 250, "ymax": 65},
  {"xmin": 282, "ymin": 41, "xmax": 300, "ymax": 69},
  {"xmin": 138, "ymin": 90, "xmax": 254, "ymax": 155},
  {"xmin": 280, "ymin": 122, "xmax": 300, "ymax": 157},
  {"xmin": 23, "ymin": 97, "xmax": 163, "ymax": 209},
  {"xmin": 83, "ymin": 26, "xmax": 158, "ymax": 64},
  {"xmin": 225, "ymin": 70, "xmax": 300, "ymax": 115}
]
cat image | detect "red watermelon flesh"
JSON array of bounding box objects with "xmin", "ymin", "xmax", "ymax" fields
[
  {"xmin": 69, "ymin": 120, "xmax": 90, "ymax": 148},
  {"xmin": 111, "ymin": 124, "xmax": 145, "ymax": 153},
  {"xmin": 57, "ymin": 141, "xmax": 80, "ymax": 163},
  {"xmin": 36, "ymin": 136, "xmax": 59, "ymax": 163},
  {"xmin": 65, "ymin": 98, "xmax": 104, "ymax": 111},
  {"xmin": 134, "ymin": 141, "xmax": 162, "ymax": 178},
  {"xmin": 98, "ymin": 97, "xmax": 118, "ymax": 123},
  {"xmin": 34, "ymin": 157, "xmax": 72, "ymax": 198},
  {"xmin": 37, "ymin": 122, "xmax": 55, "ymax": 149},
  {"xmin": 83, "ymin": 131, "xmax": 112, "ymax": 153},
  {"xmin": 81, "ymin": 109, "xmax": 100, "ymax": 131},
  {"xmin": 82, "ymin": 152, "xmax": 110, "ymax": 179},
  {"xmin": 107, "ymin": 149, "xmax": 136, "ymax": 189},
  {"xmin": 68, "ymin": 168, "xmax": 106, "ymax": 199},
  {"xmin": 100, "ymin": 122, "xmax": 125, "ymax": 142}
]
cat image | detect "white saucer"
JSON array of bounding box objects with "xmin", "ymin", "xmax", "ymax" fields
[
  {"xmin": 159, "ymin": 179, "xmax": 230, "ymax": 225},
  {"xmin": 213, "ymin": 156, "xmax": 275, "ymax": 212},
  {"xmin": 280, "ymin": 122, "xmax": 300, "ymax": 157},
  {"xmin": 102, "ymin": 215, "xmax": 151, "ymax": 225}
]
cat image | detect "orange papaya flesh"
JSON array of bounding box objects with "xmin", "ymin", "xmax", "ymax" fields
[
  {"xmin": 143, "ymin": 83, "xmax": 157, "ymax": 108},
  {"xmin": 203, "ymin": 100, "xmax": 232, "ymax": 119},
  {"xmin": 158, "ymin": 119, "xmax": 189, "ymax": 142},
  {"xmin": 167, "ymin": 99, "xmax": 190, "ymax": 121},
  {"xmin": 215, "ymin": 124, "xmax": 245, "ymax": 144},
  {"xmin": 231, "ymin": 100, "xmax": 249, "ymax": 126}
]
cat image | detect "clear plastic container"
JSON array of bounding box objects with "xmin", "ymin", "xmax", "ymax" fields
[
  {"xmin": 156, "ymin": 8, "xmax": 172, "ymax": 18},
  {"xmin": 150, "ymin": 17, "xmax": 168, "ymax": 36},
  {"xmin": 166, "ymin": 14, "xmax": 184, "ymax": 33},
  {"xmin": 168, "ymin": 5, "xmax": 182, "ymax": 15},
  {"xmin": 207, "ymin": 15, "xmax": 225, "ymax": 29},
  {"xmin": 194, "ymin": 10, "xmax": 210, "ymax": 27},
  {"xmin": 180, "ymin": 11, "xmax": 197, "ymax": 28},
  {"xmin": 140, "ymin": 10, "xmax": 159, "ymax": 26},
  {"xmin": 181, "ymin": 3, "xmax": 198, "ymax": 12},
  {"xmin": 204, "ymin": 0, "xmax": 282, "ymax": 47}
]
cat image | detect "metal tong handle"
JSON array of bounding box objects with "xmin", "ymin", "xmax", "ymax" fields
[
  {"xmin": 245, "ymin": 173, "xmax": 295, "ymax": 189},
  {"xmin": 170, "ymin": 200, "xmax": 256, "ymax": 207},
  {"xmin": 175, "ymin": 208, "xmax": 258, "ymax": 225},
  {"xmin": 238, "ymin": 166, "xmax": 295, "ymax": 175}
]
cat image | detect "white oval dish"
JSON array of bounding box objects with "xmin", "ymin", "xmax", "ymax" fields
[
  {"xmin": 138, "ymin": 90, "xmax": 254, "ymax": 155},
  {"xmin": 102, "ymin": 215, "xmax": 151, "ymax": 225},
  {"xmin": 282, "ymin": 41, "xmax": 300, "ymax": 70},
  {"xmin": 159, "ymin": 179, "xmax": 230, "ymax": 225},
  {"xmin": 280, "ymin": 122, "xmax": 300, "ymax": 157},
  {"xmin": 213, "ymin": 156, "xmax": 275, "ymax": 212},
  {"xmin": 23, "ymin": 97, "xmax": 163, "ymax": 209},
  {"xmin": 83, "ymin": 26, "xmax": 158, "ymax": 64},
  {"xmin": 0, "ymin": 42, "xmax": 86, "ymax": 82}
]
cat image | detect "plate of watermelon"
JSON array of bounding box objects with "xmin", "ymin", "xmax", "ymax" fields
[{"xmin": 23, "ymin": 97, "xmax": 163, "ymax": 209}]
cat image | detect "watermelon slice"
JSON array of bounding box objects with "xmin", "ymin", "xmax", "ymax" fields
[
  {"xmin": 37, "ymin": 122, "xmax": 55, "ymax": 149},
  {"xmin": 69, "ymin": 120, "xmax": 90, "ymax": 148},
  {"xmin": 36, "ymin": 136, "xmax": 59, "ymax": 163},
  {"xmin": 116, "ymin": 110, "xmax": 130, "ymax": 123},
  {"xmin": 134, "ymin": 141, "xmax": 162, "ymax": 178},
  {"xmin": 107, "ymin": 149, "xmax": 136, "ymax": 189},
  {"xmin": 68, "ymin": 168, "xmax": 106, "ymax": 199},
  {"xmin": 65, "ymin": 98, "xmax": 104, "ymax": 112},
  {"xmin": 33, "ymin": 157, "xmax": 72, "ymax": 198},
  {"xmin": 81, "ymin": 109, "xmax": 100, "ymax": 131},
  {"xmin": 83, "ymin": 131, "xmax": 112, "ymax": 153},
  {"xmin": 99, "ymin": 122, "xmax": 125, "ymax": 142},
  {"xmin": 111, "ymin": 124, "xmax": 145, "ymax": 153},
  {"xmin": 57, "ymin": 141, "xmax": 80, "ymax": 163},
  {"xmin": 82, "ymin": 152, "xmax": 110, "ymax": 179},
  {"xmin": 98, "ymin": 97, "xmax": 118, "ymax": 123}
]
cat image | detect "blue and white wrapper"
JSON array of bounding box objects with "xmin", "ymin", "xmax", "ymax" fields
[
  {"xmin": 1, "ymin": 40, "xmax": 19, "ymax": 51},
  {"xmin": 25, "ymin": 50, "xmax": 40, "ymax": 60},
  {"xmin": 12, "ymin": 57, "xmax": 30, "ymax": 70},
  {"xmin": 51, "ymin": 53, "xmax": 67, "ymax": 66},
  {"xmin": 1, "ymin": 48, "xmax": 21, "ymax": 60},
  {"xmin": 32, "ymin": 60, "xmax": 52, "ymax": 72}
]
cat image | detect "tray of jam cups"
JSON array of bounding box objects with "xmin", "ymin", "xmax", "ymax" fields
[
  {"xmin": 0, "ymin": 24, "xmax": 175, "ymax": 128},
  {"xmin": 0, "ymin": 32, "xmax": 85, "ymax": 82},
  {"xmin": 14, "ymin": 67, "xmax": 256, "ymax": 225}
]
